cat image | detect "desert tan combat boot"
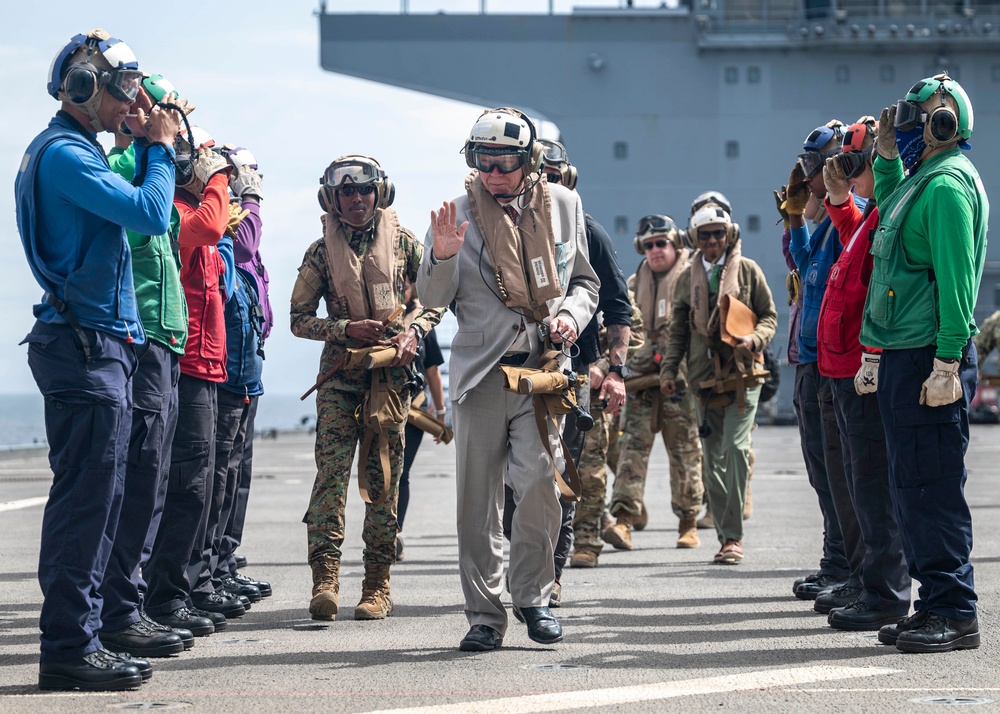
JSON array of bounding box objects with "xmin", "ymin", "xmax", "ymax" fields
[
  {"xmin": 570, "ymin": 547, "xmax": 600, "ymax": 568},
  {"xmin": 633, "ymin": 500, "xmax": 649, "ymax": 531},
  {"xmin": 355, "ymin": 563, "xmax": 393, "ymax": 620},
  {"xmin": 676, "ymin": 517, "xmax": 700, "ymax": 548},
  {"xmin": 602, "ymin": 512, "xmax": 633, "ymax": 551},
  {"xmin": 309, "ymin": 556, "xmax": 340, "ymax": 621}
]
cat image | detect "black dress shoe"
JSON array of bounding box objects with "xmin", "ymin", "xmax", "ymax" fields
[
  {"xmin": 101, "ymin": 648, "xmax": 152, "ymax": 682},
  {"xmin": 140, "ymin": 610, "xmax": 194, "ymax": 650},
  {"xmin": 878, "ymin": 610, "xmax": 930, "ymax": 646},
  {"xmin": 222, "ymin": 576, "xmax": 262, "ymax": 603},
  {"xmin": 38, "ymin": 649, "xmax": 143, "ymax": 691},
  {"xmin": 192, "ymin": 592, "xmax": 246, "ymax": 618},
  {"xmin": 231, "ymin": 572, "xmax": 272, "ymax": 598},
  {"xmin": 827, "ymin": 601, "xmax": 910, "ymax": 631},
  {"xmin": 235, "ymin": 554, "xmax": 248, "ymax": 570},
  {"xmin": 895, "ymin": 613, "xmax": 980, "ymax": 653},
  {"xmin": 459, "ymin": 624, "xmax": 503, "ymax": 651},
  {"xmin": 149, "ymin": 607, "xmax": 216, "ymax": 637},
  {"xmin": 190, "ymin": 607, "xmax": 228, "ymax": 631},
  {"xmin": 794, "ymin": 574, "xmax": 847, "ymax": 601},
  {"xmin": 221, "ymin": 589, "xmax": 253, "ymax": 609},
  {"xmin": 792, "ymin": 571, "xmax": 821, "ymax": 593},
  {"xmin": 518, "ymin": 606, "xmax": 563, "ymax": 645},
  {"xmin": 813, "ymin": 584, "xmax": 862, "ymax": 615},
  {"xmin": 99, "ymin": 619, "xmax": 185, "ymax": 658}
]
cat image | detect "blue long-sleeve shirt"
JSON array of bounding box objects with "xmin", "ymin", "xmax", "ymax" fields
[{"xmin": 15, "ymin": 112, "xmax": 175, "ymax": 343}]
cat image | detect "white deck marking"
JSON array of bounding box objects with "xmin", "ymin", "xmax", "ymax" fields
[
  {"xmin": 0, "ymin": 496, "xmax": 48, "ymax": 512},
  {"xmin": 364, "ymin": 665, "xmax": 900, "ymax": 714}
]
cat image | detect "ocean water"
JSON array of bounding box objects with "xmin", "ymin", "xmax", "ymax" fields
[{"xmin": 0, "ymin": 392, "xmax": 324, "ymax": 448}]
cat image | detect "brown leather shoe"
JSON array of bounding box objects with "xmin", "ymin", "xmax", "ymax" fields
[{"xmin": 714, "ymin": 539, "xmax": 743, "ymax": 565}]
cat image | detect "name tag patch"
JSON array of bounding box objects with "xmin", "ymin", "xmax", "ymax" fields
[
  {"xmin": 657, "ymin": 298, "xmax": 667, "ymax": 319},
  {"xmin": 373, "ymin": 282, "xmax": 394, "ymax": 311},
  {"xmin": 530, "ymin": 257, "xmax": 550, "ymax": 288}
]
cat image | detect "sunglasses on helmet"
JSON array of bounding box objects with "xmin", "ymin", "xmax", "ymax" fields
[
  {"xmin": 338, "ymin": 184, "xmax": 376, "ymax": 197},
  {"xmin": 470, "ymin": 145, "xmax": 527, "ymax": 175},
  {"xmin": 636, "ymin": 214, "xmax": 676, "ymax": 236}
]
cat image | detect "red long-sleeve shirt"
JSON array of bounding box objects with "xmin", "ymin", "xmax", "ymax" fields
[{"xmin": 817, "ymin": 196, "xmax": 881, "ymax": 379}]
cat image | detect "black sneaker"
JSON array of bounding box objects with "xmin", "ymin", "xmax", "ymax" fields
[
  {"xmin": 878, "ymin": 610, "xmax": 930, "ymax": 646},
  {"xmin": 38, "ymin": 649, "xmax": 142, "ymax": 691},
  {"xmin": 98, "ymin": 619, "xmax": 184, "ymax": 658},
  {"xmin": 147, "ymin": 607, "xmax": 215, "ymax": 638},
  {"xmin": 100, "ymin": 648, "xmax": 152, "ymax": 682},
  {"xmin": 139, "ymin": 610, "xmax": 194, "ymax": 650},
  {"xmin": 813, "ymin": 584, "xmax": 863, "ymax": 615},
  {"xmin": 192, "ymin": 592, "xmax": 245, "ymax": 618},
  {"xmin": 231, "ymin": 572, "xmax": 272, "ymax": 598},
  {"xmin": 895, "ymin": 613, "xmax": 980, "ymax": 653},
  {"xmin": 222, "ymin": 576, "xmax": 262, "ymax": 603}
]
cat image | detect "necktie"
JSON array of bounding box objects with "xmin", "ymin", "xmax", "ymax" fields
[
  {"xmin": 502, "ymin": 204, "xmax": 518, "ymax": 226},
  {"xmin": 709, "ymin": 264, "xmax": 722, "ymax": 293}
]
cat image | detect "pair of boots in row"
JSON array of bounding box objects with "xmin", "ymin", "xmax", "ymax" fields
[{"xmin": 308, "ymin": 557, "xmax": 393, "ymax": 621}]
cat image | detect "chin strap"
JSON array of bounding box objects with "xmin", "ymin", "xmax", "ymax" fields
[{"xmin": 59, "ymin": 87, "xmax": 106, "ymax": 133}]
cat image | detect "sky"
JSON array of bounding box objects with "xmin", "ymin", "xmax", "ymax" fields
[{"xmin": 1, "ymin": 0, "xmax": 644, "ymax": 398}]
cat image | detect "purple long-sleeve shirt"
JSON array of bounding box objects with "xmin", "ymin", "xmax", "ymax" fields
[{"xmin": 233, "ymin": 198, "xmax": 272, "ymax": 339}]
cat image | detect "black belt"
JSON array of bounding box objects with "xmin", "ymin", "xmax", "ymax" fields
[{"xmin": 498, "ymin": 352, "xmax": 530, "ymax": 366}]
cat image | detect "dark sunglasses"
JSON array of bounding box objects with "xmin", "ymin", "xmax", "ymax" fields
[
  {"xmin": 698, "ymin": 229, "xmax": 727, "ymax": 241},
  {"xmin": 544, "ymin": 172, "xmax": 562, "ymax": 184},
  {"xmin": 338, "ymin": 184, "xmax": 376, "ymax": 197},
  {"xmin": 643, "ymin": 239, "xmax": 669, "ymax": 250}
]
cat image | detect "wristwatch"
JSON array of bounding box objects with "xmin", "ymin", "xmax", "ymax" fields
[{"xmin": 608, "ymin": 363, "xmax": 630, "ymax": 379}]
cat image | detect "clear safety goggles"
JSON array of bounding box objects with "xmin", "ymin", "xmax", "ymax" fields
[
  {"xmin": 636, "ymin": 214, "xmax": 675, "ymax": 237},
  {"xmin": 797, "ymin": 149, "xmax": 839, "ymax": 179},
  {"xmin": 538, "ymin": 139, "xmax": 568, "ymax": 166},
  {"xmin": 102, "ymin": 68, "xmax": 143, "ymax": 102},
  {"xmin": 470, "ymin": 145, "xmax": 527, "ymax": 175},
  {"xmin": 322, "ymin": 159, "xmax": 382, "ymax": 189},
  {"xmin": 893, "ymin": 100, "xmax": 927, "ymax": 133}
]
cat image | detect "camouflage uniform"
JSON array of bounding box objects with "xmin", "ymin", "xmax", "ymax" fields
[
  {"xmin": 973, "ymin": 309, "xmax": 1000, "ymax": 362},
  {"xmin": 609, "ymin": 276, "xmax": 704, "ymax": 522},
  {"xmin": 610, "ymin": 388, "xmax": 703, "ymax": 520},
  {"xmin": 290, "ymin": 221, "xmax": 442, "ymax": 567}
]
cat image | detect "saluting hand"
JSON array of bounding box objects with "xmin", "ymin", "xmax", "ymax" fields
[{"xmin": 430, "ymin": 201, "xmax": 469, "ymax": 261}]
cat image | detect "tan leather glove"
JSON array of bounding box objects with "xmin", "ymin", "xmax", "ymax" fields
[
  {"xmin": 224, "ymin": 202, "xmax": 250, "ymax": 239},
  {"xmin": 781, "ymin": 162, "xmax": 810, "ymax": 216},
  {"xmin": 785, "ymin": 270, "xmax": 801, "ymax": 306},
  {"xmin": 919, "ymin": 358, "xmax": 962, "ymax": 407},
  {"xmin": 192, "ymin": 148, "xmax": 230, "ymax": 185},
  {"xmin": 823, "ymin": 155, "xmax": 852, "ymax": 206},
  {"xmin": 774, "ymin": 187, "xmax": 790, "ymax": 230},
  {"xmin": 854, "ymin": 352, "xmax": 879, "ymax": 395},
  {"xmin": 875, "ymin": 105, "xmax": 899, "ymax": 161}
]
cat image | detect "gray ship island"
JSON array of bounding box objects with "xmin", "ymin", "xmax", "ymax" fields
[{"xmin": 317, "ymin": 0, "xmax": 1000, "ymax": 418}]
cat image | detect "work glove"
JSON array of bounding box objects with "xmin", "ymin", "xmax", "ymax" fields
[
  {"xmin": 854, "ymin": 352, "xmax": 880, "ymax": 395},
  {"xmin": 919, "ymin": 357, "xmax": 962, "ymax": 407},
  {"xmin": 773, "ymin": 187, "xmax": 790, "ymax": 230},
  {"xmin": 192, "ymin": 148, "xmax": 230, "ymax": 185},
  {"xmin": 875, "ymin": 105, "xmax": 899, "ymax": 162},
  {"xmin": 231, "ymin": 166, "xmax": 263, "ymax": 200},
  {"xmin": 224, "ymin": 201, "xmax": 250, "ymax": 239},
  {"xmin": 781, "ymin": 162, "xmax": 810, "ymax": 217},
  {"xmin": 823, "ymin": 155, "xmax": 851, "ymax": 206},
  {"xmin": 785, "ymin": 270, "xmax": 801, "ymax": 306}
]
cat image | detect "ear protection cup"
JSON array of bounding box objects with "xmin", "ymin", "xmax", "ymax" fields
[
  {"xmin": 379, "ymin": 179, "xmax": 395, "ymax": 209},
  {"xmin": 728, "ymin": 222, "xmax": 741, "ymax": 247},
  {"xmin": 561, "ymin": 164, "xmax": 578, "ymax": 191},
  {"xmin": 62, "ymin": 63, "xmax": 99, "ymax": 104},
  {"xmin": 318, "ymin": 185, "xmax": 336, "ymax": 213},
  {"xmin": 927, "ymin": 105, "xmax": 959, "ymax": 143},
  {"xmin": 527, "ymin": 141, "xmax": 543, "ymax": 174},
  {"xmin": 633, "ymin": 235, "xmax": 645, "ymax": 255}
]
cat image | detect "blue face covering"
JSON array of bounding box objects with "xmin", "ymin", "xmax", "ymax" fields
[{"xmin": 896, "ymin": 125, "xmax": 927, "ymax": 170}]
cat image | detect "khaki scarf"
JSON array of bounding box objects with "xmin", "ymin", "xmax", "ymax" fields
[
  {"xmin": 464, "ymin": 172, "xmax": 561, "ymax": 320},
  {"xmin": 691, "ymin": 239, "xmax": 742, "ymax": 340},
  {"xmin": 322, "ymin": 208, "xmax": 400, "ymax": 323},
  {"xmin": 634, "ymin": 248, "xmax": 689, "ymax": 337}
]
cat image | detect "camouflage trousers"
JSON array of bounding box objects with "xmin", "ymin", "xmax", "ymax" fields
[
  {"xmin": 609, "ymin": 388, "xmax": 704, "ymax": 521},
  {"xmin": 304, "ymin": 385, "xmax": 405, "ymax": 566},
  {"xmin": 571, "ymin": 400, "xmax": 611, "ymax": 552}
]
